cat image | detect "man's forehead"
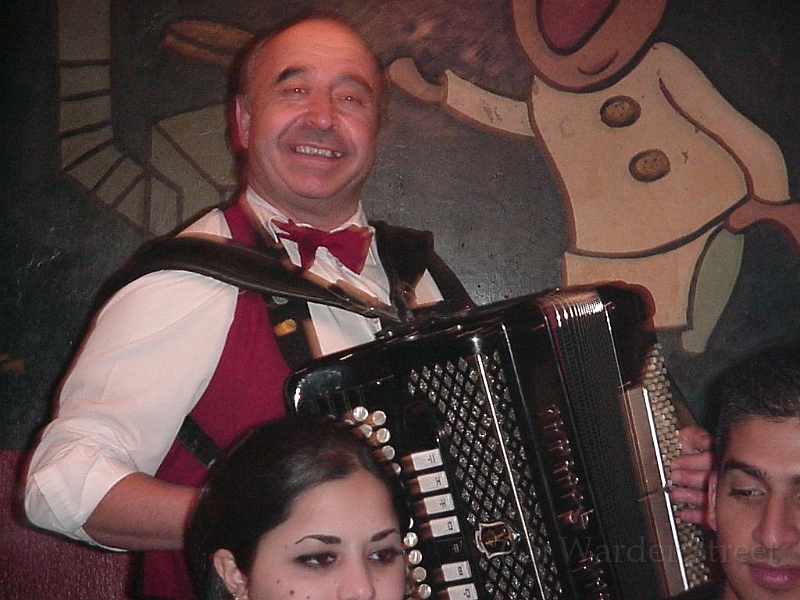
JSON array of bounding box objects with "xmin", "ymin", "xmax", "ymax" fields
[
  {"xmin": 248, "ymin": 29, "xmax": 377, "ymax": 94},
  {"xmin": 262, "ymin": 20, "xmax": 376, "ymax": 70},
  {"xmin": 723, "ymin": 416, "xmax": 800, "ymax": 475}
]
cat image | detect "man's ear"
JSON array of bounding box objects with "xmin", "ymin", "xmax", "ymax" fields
[
  {"xmin": 707, "ymin": 471, "xmax": 718, "ymax": 531},
  {"xmin": 213, "ymin": 548, "xmax": 249, "ymax": 598},
  {"xmin": 234, "ymin": 96, "xmax": 251, "ymax": 150}
]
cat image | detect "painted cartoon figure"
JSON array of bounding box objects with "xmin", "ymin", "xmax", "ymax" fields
[{"xmin": 390, "ymin": 0, "xmax": 796, "ymax": 352}]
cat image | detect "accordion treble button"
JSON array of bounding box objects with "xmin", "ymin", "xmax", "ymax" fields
[
  {"xmin": 439, "ymin": 583, "xmax": 478, "ymax": 600},
  {"xmin": 409, "ymin": 470, "xmax": 449, "ymax": 495},
  {"xmin": 421, "ymin": 515, "xmax": 461, "ymax": 539}
]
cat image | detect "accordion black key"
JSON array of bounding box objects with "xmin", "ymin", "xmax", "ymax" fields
[{"xmin": 285, "ymin": 284, "xmax": 710, "ymax": 600}]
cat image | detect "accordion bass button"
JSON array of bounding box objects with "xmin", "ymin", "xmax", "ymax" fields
[
  {"xmin": 370, "ymin": 427, "xmax": 391, "ymax": 445},
  {"xmin": 349, "ymin": 406, "xmax": 370, "ymax": 422},
  {"xmin": 407, "ymin": 549, "xmax": 423, "ymax": 565},
  {"xmin": 377, "ymin": 445, "xmax": 396, "ymax": 461},
  {"xmin": 367, "ymin": 410, "xmax": 387, "ymax": 426},
  {"xmin": 414, "ymin": 583, "xmax": 433, "ymax": 599}
]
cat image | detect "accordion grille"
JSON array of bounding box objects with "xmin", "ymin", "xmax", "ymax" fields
[{"xmin": 408, "ymin": 352, "xmax": 562, "ymax": 600}]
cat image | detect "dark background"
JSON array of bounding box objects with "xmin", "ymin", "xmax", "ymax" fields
[{"xmin": 3, "ymin": 0, "xmax": 800, "ymax": 450}]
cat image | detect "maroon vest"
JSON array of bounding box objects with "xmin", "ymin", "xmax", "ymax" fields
[
  {"xmin": 141, "ymin": 201, "xmax": 291, "ymax": 599},
  {"xmin": 126, "ymin": 199, "xmax": 472, "ymax": 599}
]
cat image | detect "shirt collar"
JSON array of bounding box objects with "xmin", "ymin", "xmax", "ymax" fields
[{"xmin": 244, "ymin": 187, "xmax": 371, "ymax": 242}]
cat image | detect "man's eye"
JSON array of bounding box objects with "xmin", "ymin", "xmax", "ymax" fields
[
  {"xmin": 296, "ymin": 552, "xmax": 336, "ymax": 568},
  {"xmin": 338, "ymin": 92, "xmax": 367, "ymax": 106},
  {"xmin": 279, "ymin": 86, "xmax": 306, "ymax": 96},
  {"xmin": 369, "ymin": 547, "xmax": 402, "ymax": 565},
  {"xmin": 730, "ymin": 488, "xmax": 764, "ymax": 501}
]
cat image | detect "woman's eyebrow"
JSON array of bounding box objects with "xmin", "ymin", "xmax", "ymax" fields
[
  {"xmin": 371, "ymin": 528, "xmax": 400, "ymax": 542},
  {"xmin": 295, "ymin": 534, "xmax": 341, "ymax": 545},
  {"xmin": 294, "ymin": 528, "xmax": 400, "ymax": 545}
]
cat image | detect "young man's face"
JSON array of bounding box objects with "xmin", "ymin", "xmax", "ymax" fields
[
  {"xmin": 235, "ymin": 19, "xmax": 382, "ymax": 229},
  {"xmin": 709, "ymin": 416, "xmax": 800, "ymax": 600}
]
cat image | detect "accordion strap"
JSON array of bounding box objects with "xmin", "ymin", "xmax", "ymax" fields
[{"xmin": 98, "ymin": 235, "xmax": 402, "ymax": 322}]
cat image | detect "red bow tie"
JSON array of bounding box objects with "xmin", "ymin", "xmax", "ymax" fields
[{"xmin": 274, "ymin": 219, "xmax": 373, "ymax": 274}]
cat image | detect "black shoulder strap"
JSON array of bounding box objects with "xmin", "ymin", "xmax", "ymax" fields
[
  {"xmin": 371, "ymin": 220, "xmax": 473, "ymax": 321},
  {"xmin": 97, "ymin": 235, "xmax": 401, "ymax": 322}
]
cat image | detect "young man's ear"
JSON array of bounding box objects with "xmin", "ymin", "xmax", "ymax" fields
[
  {"xmin": 213, "ymin": 548, "xmax": 249, "ymax": 598},
  {"xmin": 707, "ymin": 472, "xmax": 718, "ymax": 531},
  {"xmin": 234, "ymin": 96, "xmax": 251, "ymax": 150}
]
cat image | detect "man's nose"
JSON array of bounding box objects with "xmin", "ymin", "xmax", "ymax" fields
[
  {"xmin": 305, "ymin": 91, "xmax": 335, "ymax": 130},
  {"xmin": 755, "ymin": 495, "xmax": 800, "ymax": 550},
  {"xmin": 337, "ymin": 559, "xmax": 376, "ymax": 600}
]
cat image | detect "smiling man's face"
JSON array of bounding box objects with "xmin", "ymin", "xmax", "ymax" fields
[
  {"xmin": 709, "ymin": 416, "xmax": 800, "ymax": 600},
  {"xmin": 235, "ymin": 19, "xmax": 382, "ymax": 229}
]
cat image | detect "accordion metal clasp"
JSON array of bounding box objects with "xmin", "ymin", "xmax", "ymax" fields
[{"xmin": 475, "ymin": 520, "xmax": 520, "ymax": 559}]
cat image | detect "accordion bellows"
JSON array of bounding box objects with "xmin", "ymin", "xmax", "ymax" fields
[{"xmin": 286, "ymin": 284, "xmax": 710, "ymax": 600}]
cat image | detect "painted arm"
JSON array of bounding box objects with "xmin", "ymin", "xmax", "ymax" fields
[
  {"xmin": 388, "ymin": 57, "xmax": 534, "ymax": 137},
  {"xmin": 656, "ymin": 43, "xmax": 788, "ymax": 204}
]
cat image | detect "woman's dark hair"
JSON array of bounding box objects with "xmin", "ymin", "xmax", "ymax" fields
[
  {"xmin": 708, "ymin": 342, "xmax": 800, "ymax": 472},
  {"xmin": 185, "ymin": 415, "xmax": 408, "ymax": 600}
]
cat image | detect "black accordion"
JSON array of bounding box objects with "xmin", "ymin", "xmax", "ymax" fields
[{"xmin": 285, "ymin": 284, "xmax": 710, "ymax": 600}]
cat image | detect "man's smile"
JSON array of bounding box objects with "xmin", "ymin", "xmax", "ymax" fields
[{"xmin": 292, "ymin": 144, "xmax": 344, "ymax": 159}]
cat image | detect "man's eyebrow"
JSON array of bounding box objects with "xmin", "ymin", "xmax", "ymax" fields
[
  {"xmin": 722, "ymin": 459, "xmax": 765, "ymax": 481},
  {"xmin": 275, "ymin": 66, "xmax": 375, "ymax": 97},
  {"xmin": 276, "ymin": 67, "xmax": 306, "ymax": 84}
]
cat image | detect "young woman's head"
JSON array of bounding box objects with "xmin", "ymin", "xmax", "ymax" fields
[{"xmin": 186, "ymin": 416, "xmax": 408, "ymax": 600}]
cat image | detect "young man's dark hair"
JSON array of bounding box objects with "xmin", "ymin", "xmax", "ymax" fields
[{"xmin": 709, "ymin": 342, "xmax": 800, "ymax": 471}]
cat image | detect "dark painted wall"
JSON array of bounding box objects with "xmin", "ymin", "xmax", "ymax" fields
[{"xmin": 3, "ymin": 0, "xmax": 800, "ymax": 450}]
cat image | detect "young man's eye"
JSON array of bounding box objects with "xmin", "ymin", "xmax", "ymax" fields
[
  {"xmin": 729, "ymin": 488, "xmax": 765, "ymax": 501},
  {"xmin": 296, "ymin": 552, "xmax": 337, "ymax": 568}
]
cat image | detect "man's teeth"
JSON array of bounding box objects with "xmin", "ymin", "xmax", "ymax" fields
[{"xmin": 294, "ymin": 145, "xmax": 343, "ymax": 158}]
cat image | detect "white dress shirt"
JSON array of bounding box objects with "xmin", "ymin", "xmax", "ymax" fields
[{"xmin": 24, "ymin": 189, "xmax": 443, "ymax": 547}]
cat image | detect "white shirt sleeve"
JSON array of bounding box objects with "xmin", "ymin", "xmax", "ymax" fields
[
  {"xmin": 23, "ymin": 198, "xmax": 449, "ymax": 546},
  {"xmin": 24, "ymin": 211, "xmax": 238, "ymax": 546}
]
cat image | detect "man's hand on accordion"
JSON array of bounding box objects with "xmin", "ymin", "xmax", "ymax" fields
[{"xmin": 669, "ymin": 425, "xmax": 714, "ymax": 527}]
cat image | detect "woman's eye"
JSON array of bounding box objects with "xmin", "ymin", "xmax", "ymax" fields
[
  {"xmin": 296, "ymin": 552, "xmax": 336, "ymax": 568},
  {"xmin": 369, "ymin": 547, "xmax": 402, "ymax": 564}
]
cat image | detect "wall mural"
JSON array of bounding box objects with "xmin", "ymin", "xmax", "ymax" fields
[{"xmin": 9, "ymin": 0, "xmax": 800, "ymax": 446}]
